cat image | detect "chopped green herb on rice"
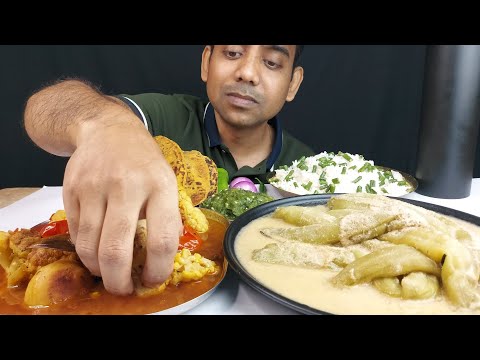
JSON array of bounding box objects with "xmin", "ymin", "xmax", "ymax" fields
[{"xmin": 271, "ymin": 152, "xmax": 412, "ymax": 196}]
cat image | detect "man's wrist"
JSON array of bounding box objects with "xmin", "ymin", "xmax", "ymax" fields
[{"xmin": 73, "ymin": 109, "xmax": 145, "ymax": 149}]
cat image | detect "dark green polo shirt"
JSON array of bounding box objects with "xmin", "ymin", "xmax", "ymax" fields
[{"xmin": 117, "ymin": 93, "xmax": 314, "ymax": 183}]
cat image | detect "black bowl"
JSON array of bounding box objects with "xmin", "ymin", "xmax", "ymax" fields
[{"xmin": 223, "ymin": 194, "xmax": 480, "ymax": 315}]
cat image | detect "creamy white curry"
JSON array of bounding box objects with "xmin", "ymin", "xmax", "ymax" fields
[{"xmin": 235, "ymin": 193, "xmax": 480, "ymax": 315}]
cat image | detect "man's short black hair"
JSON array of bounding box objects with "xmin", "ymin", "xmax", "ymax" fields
[{"xmin": 294, "ymin": 45, "xmax": 304, "ymax": 68}]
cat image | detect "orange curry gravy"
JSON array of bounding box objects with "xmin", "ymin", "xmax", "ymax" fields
[{"xmin": 0, "ymin": 218, "xmax": 227, "ymax": 315}]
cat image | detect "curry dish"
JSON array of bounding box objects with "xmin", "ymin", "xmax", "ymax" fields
[
  {"xmin": 235, "ymin": 193, "xmax": 480, "ymax": 314},
  {"xmin": 0, "ymin": 135, "xmax": 226, "ymax": 314},
  {"xmin": 0, "ymin": 211, "xmax": 227, "ymax": 315}
]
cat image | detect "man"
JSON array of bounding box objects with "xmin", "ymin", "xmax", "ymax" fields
[{"xmin": 23, "ymin": 45, "xmax": 314, "ymax": 296}]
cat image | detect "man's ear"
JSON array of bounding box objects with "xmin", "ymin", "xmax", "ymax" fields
[
  {"xmin": 201, "ymin": 45, "xmax": 213, "ymax": 83},
  {"xmin": 286, "ymin": 66, "xmax": 304, "ymax": 102}
]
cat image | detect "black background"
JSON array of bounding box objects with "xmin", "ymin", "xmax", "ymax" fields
[{"xmin": 1, "ymin": 45, "xmax": 478, "ymax": 188}]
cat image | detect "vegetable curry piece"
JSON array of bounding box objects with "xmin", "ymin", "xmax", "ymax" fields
[{"xmin": 0, "ymin": 213, "xmax": 227, "ymax": 314}]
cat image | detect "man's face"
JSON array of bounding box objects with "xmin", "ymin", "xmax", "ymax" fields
[{"xmin": 201, "ymin": 45, "xmax": 304, "ymax": 129}]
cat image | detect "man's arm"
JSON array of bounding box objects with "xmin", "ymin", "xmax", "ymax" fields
[
  {"xmin": 23, "ymin": 79, "xmax": 183, "ymax": 296},
  {"xmin": 24, "ymin": 79, "xmax": 134, "ymax": 156}
]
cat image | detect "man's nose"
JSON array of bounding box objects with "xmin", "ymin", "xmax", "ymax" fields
[{"xmin": 234, "ymin": 56, "xmax": 260, "ymax": 85}]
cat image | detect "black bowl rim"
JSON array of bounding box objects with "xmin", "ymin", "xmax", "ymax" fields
[{"xmin": 223, "ymin": 194, "xmax": 480, "ymax": 315}]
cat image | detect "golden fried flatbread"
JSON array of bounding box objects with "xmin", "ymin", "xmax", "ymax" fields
[
  {"xmin": 153, "ymin": 135, "xmax": 218, "ymax": 232},
  {"xmin": 203, "ymin": 155, "xmax": 218, "ymax": 199},
  {"xmin": 184, "ymin": 150, "xmax": 215, "ymax": 206},
  {"xmin": 154, "ymin": 135, "xmax": 187, "ymax": 188}
]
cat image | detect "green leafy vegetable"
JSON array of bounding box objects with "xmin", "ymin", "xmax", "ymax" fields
[{"xmin": 200, "ymin": 188, "xmax": 274, "ymax": 221}]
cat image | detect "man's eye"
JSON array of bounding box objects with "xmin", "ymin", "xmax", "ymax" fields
[
  {"xmin": 264, "ymin": 60, "xmax": 280, "ymax": 69},
  {"xmin": 225, "ymin": 51, "xmax": 241, "ymax": 59}
]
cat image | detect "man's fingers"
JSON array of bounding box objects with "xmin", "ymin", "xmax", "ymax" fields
[
  {"xmin": 74, "ymin": 198, "xmax": 107, "ymax": 277},
  {"xmin": 62, "ymin": 186, "xmax": 80, "ymax": 243},
  {"xmin": 142, "ymin": 192, "xmax": 182, "ymax": 287},
  {"xmin": 98, "ymin": 200, "xmax": 139, "ymax": 296}
]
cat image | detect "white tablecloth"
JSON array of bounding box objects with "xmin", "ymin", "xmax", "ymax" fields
[{"xmin": 1, "ymin": 179, "xmax": 479, "ymax": 315}]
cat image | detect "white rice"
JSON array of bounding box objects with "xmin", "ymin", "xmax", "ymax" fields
[{"xmin": 271, "ymin": 152, "xmax": 412, "ymax": 197}]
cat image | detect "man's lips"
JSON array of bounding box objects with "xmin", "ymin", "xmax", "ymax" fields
[{"xmin": 227, "ymin": 92, "xmax": 258, "ymax": 103}]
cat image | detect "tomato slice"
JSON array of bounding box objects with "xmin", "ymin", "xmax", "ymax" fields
[
  {"xmin": 30, "ymin": 221, "xmax": 50, "ymax": 234},
  {"xmin": 178, "ymin": 225, "xmax": 203, "ymax": 251},
  {"xmin": 30, "ymin": 219, "xmax": 69, "ymax": 238}
]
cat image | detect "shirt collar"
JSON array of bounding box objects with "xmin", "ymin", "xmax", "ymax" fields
[
  {"xmin": 204, "ymin": 102, "xmax": 222, "ymax": 147},
  {"xmin": 203, "ymin": 102, "xmax": 283, "ymax": 169}
]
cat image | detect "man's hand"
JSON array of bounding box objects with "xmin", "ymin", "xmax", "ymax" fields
[
  {"xmin": 63, "ymin": 118, "xmax": 183, "ymax": 295},
  {"xmin": 23, "ymin": 79, "xmax": 182, "ymax": 295}
]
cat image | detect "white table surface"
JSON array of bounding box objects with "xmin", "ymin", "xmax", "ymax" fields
[{"xmin": 1, "ymin": 179, "xmax": 479, "ymax": 315}]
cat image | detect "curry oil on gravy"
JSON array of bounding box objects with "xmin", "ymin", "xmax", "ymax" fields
[{"xmin": 0, "ymin": 219, "xmax": 226, "ymax": 315}]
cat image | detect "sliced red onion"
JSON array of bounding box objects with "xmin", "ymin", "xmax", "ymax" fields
[
  {"xmin": 229, "ymin": 177, "xmax": 255, "ymax": 188},
  {"xmin": 230, "ymin": 180, "xmax": 258, "ymax": 193}
]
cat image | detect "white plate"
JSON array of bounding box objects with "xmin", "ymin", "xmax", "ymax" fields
[{"xmin": 151, "ymin": 260, "xmax": 228, "ymax": 315}]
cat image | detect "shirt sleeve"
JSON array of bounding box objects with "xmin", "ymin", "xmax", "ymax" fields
[
  {"xmin": 114, "ymin": 93, "xmax": 192, "ymax": 137},
  {"xmin": 114, "ymin": 95, "xmax": 150, "ymax": 131}
]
